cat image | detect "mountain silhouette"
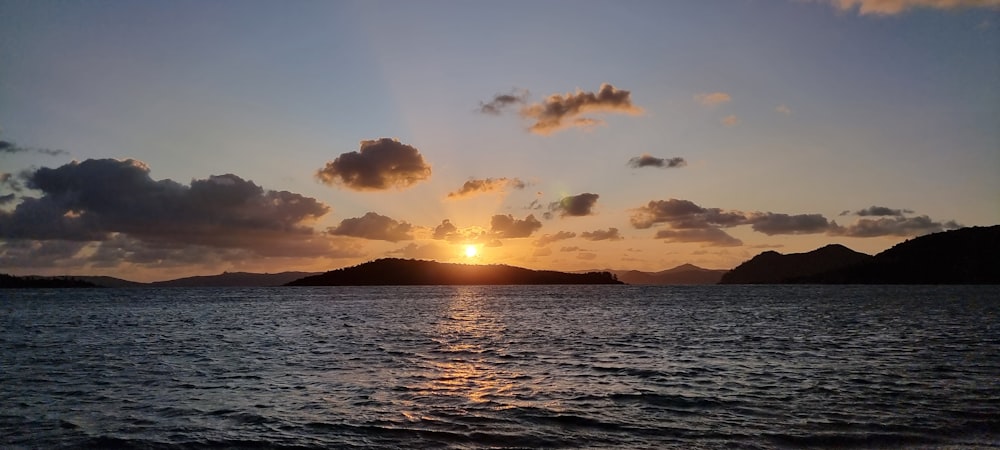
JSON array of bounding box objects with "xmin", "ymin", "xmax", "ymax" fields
[
  {"xmin": 598, "ymin": 264, "xmax": 727, "ymax": 285},
  {"xmin": 149, "ymin": 271, "xmax": 322, "ymax": 287},
  {"xmin": 286, "ymin": 258, "xmax": 623, "ymax": 286},
  {"xmin": 797, "ymin": 225, "xmax": 1000, "ymax": 284},
  {"xmin": 720, "ymin": 226, "xmax": 999, "ymax": 284},
  {"xmin": 719, "ymin": 244, "xmax": 873, "ymax": 284},
  {"xmin": 1, "ymin": 274, "xmax": 98, "ymax": 288}
]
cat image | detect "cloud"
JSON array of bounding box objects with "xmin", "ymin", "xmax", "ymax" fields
[
  {"xmin": 479, "ymin": 89, "xmax": 529, "ymax": 114},
  {"xmin": 580, "ymin": 227, "xmax": 623, "ymax": 241},
  {"xmin": 630, "ymin": 198, "xmax": 747, "ymax": 230},
  {"xmin": 316, "ymin": 138, "xmax": 431, "ymax": 191},
  {"xmin": 747, "ymin": 213, "xmax": 837, "ymax": 235},
  {"xmin": 0, "ymin": 140, "xmax": 68, "ymax": 157},
  {"xmin": 0, "ymin": 193, "xmax": 15, "ymax": 205},
  {"xmin": 776, "ymin": 104, "xmax": 792, "ymax": 115},
  {"xmin": 627, "ymin": 154, "xmax": 687, "ymax": 169},
  {"xmin": 489, "ymin": 214, "xmax": 542, "ymax": 238},
  {"xmin": 824, "ymin": 0, "xmax": 1000, "ymax": 15},
  {"xmin": 430, "ymin": 219, "xmax": 493, "ymax": 244},
  {"xmin": 0, "ymin": 172, "xmax": 23, "ymax": 192},
  {"xmin": 547, "ymin": 193, "xmax": 599, "ymax": 218},
  {"xmin": 328, "ymin": 212, "xmax": 414, "ymax": 242},
  {"xmin": 432, "ymin": 219, "xmax": 460, "ymax": 240},
  {"xmin": 694, "ymin": 92, "xmax": 732, "ymax": 107},
  {"xmin": 0, "ymin": 239, "xmax": 88, "ymax": 268},
  {"xmin": 532, "ymin": 247, "xmax": 553, "ymax": 257},
  {"xmin": 633, "ymin": 198, "xmax": 962, "ymax": 240},
  {"xmin": 655, "ymin": 228, "xmax": 744, "ymax": 247},
  {"xmin": 533, "ymin": 231, "xmax": 577, "ymax": 247},
  {"xmin": 833, "ymin": 215, "xmax": 961, "ymax": 237},
  {"xmin": 577, "ymin": 252, "xmax": 598, "ymax": 260},
  {"xmin": 0, "ymin": 158, "xmax": 338, "ymax": 258},
  {"xmin": 387, "ymin": 242, "xmax": 455, "ymax": 260},
  {"xmin": 560, "ymin": 246, "xmax": 584, "ymax": 252},
  {"xmin": 521, "ymin": 83, "xmax": 643, "ymax": 135},
  {"xmin": 721, "ymin": 115, "xmax": 741, "ymax": 127},
  {"xmin": 846, "ymin": 205, "xmax": 914, "ymax": 217},
  {"xmin": 447, "ymin": 177, "xmax": 526, "ymax": 199}
]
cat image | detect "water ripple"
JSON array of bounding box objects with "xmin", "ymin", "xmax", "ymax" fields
[{"xmin": 2, "ymin": 285, "xmax": 998, "ymax": 448}]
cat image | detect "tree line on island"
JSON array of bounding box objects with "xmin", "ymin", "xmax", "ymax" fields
[{"xmin": 2, "ymin": 225, "xmax": 997, "ymax": 288}]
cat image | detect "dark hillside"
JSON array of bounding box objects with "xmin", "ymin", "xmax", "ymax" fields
[
  {"xmin": 287, "ymin": 259, "xmax": 622, "ymax": 286},
  {"xmin": 1, "ymin": 274, "xmax": 98, "ymax": 288},
  {"xmin": 719, "ymin": 244, "xmax": 873, "ymax": 284},
  {"xmin": 802, "ymin": 225, "xmax": 1000, "ymax": 284}
]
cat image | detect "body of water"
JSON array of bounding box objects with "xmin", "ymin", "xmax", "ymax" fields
[{"xmin": 2, "ymin": 285, "xmax": 998, "ymax": 449}]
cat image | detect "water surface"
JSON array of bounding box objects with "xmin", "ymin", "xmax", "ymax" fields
[{"xmin": 2, "ymin": 285, "xmax": 998, "ymax": 448}]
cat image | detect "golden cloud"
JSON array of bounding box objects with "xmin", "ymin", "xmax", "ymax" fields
[
  {"xmin": 521, "ymin": 83, "xmax": 643, "ymax": 135},
  {"xmin": 694, "ymin": 92, "xmax": 732, "ymax": 107},
  {"xmin": 827, "ymin": 0, "xmax": 1000, "ymax": 15}
]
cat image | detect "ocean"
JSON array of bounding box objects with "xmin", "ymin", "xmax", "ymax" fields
[{"xmin": 2, "ymin": 285, "xmax": 998, "ymax": 449}]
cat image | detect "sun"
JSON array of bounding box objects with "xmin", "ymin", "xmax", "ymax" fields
[{"xmin": 464, "ymin": 245, "xmax": 478, "ymax": 258}]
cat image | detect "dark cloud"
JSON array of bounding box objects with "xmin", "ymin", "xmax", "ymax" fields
[
  {"xmin": 490, "ymin": 214, "xmax": 542, "ymax": 238},
  {"xmin": 432, "ymin": 219, "xmax": 460, "ymax": 240},
  {"xmin": 0, "ymin": 193, "xmax": 15, "ymax": 205},
  {"xmin": 655, "ymin": 228, "xmax": 743, "ymax": 247},
  {"xmin": 521, "ymin": 83, "xmax": 643, "ymax": 135},
  {"xmin": 547, "ymin": 193, "xmax": 599, "ymax": 218},
  {"xmin": 0, "ymin": 239, "xmax": 88, "ymax": 268},
  {"xmin": 328, "ymin": 212, "xmax": 414, "ymax": 242},
  {"xmin": 832, "ymin": 216, "xmax": 961, "ymax": 237},
  {"xmin": 0, "ymin": 158, "xmax": 334, "ymax": 257},
  {"xmin": 0, "ymin": 172, "xmax": 23, "ymax": 192},
  {"xmin": 627, "ymin": 154, "xmax": 686, "ymax": 169},
  {"xmin": 631, "ymin": 197, "xmax": 959, "ymax": 242},
  {"xmin": 479, "ymin": 89, "xmax": 529, "ymax": 115},
  {"xmin": 447, "ymin": 177, "xmax": 526, "ymax": 199},
  {"xmin": 316, "ymin": 138, "xmax": 431, "ymax": 191},
  {"xmin": 848, "ymin": 206, "xmax": 914, "ymax": 217},
  {"xmin": 560, "ymin": 246, "xmax": 585, "ymax": 252},
  {"xmin": 630, "ymin": 199, "xmax": 746, "ymax": 230},
  {"xmin": 0, "ymin": 140, "xmax": 68, "ymax": 156},
  {"xmin": 533, "ymin": 231, "xmax": 576, "ymax": 247},
  {"xmin": 87, "ymin": 235, "xmax": 245, "ymax": 268},
  {"xmin": 577, "ymin": 252, "xmax": 598, "ymax": 260},
  {"xmin": 747, "ymin": 213, "xmax": 837, "ymax": 236},
  {"xmin": 580, "ymin": 227, "xmax": 623, "ymax": 241},
  {"xmin": 631, "ymin": 198, "xmax": 836, "ymax": 244}
]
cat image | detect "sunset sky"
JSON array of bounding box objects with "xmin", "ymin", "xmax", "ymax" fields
[{"xmin": 1, "ymin": 0, "xmax": 998, "ymax": 282}]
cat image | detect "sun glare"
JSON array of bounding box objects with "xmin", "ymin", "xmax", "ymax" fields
[{"xmin": 464, "ymin": 245, "xmax": 478, "ymax": 258}]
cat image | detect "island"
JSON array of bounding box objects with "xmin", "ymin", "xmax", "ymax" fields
[
  {"xmin": 720, "ymin": 225, "xmax": 1000, "ymax": 284},
  {"xmin": 0, "ymin": 274, "xmax": 99, "ymax": 289},
  {"xmin": 286, "ymin": 258, "xmax": 623, "ymax": 286}
]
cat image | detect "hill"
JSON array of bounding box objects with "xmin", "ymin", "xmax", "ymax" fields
[
  {"xmin": 1, "ymin": 274, "xmax": 99, "ymax": 288},
  {"xmin": 286, "ymin": 259, "xmax": 623, "ymax": 286},
  {"xmin": 799, "ymin": 225, "xmax": 1000, "ymax": 284},
  {"xmin": 719, "ymin": 244, "xmax": 873, "ymax": 284},
  {"xmin": 601, "ymin": 264, "xmax": 727, "ymax": 285},
  {"xmin": 150, "ymin": 271, "xmax": 322, "ymax": 287},
  {"xmin": 71, "ymin": 276, "xmax": 146, "ymax": 288}
]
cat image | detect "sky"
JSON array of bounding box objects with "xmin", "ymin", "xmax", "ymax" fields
[{"xmin": 1, "ymin": 0, "xmax": 998, "ymax": 282}]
